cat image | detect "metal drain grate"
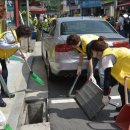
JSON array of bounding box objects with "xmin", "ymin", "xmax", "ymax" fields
[{"xmin": 75, "ymin": 81, "xmax": 105, "ymax": 120}]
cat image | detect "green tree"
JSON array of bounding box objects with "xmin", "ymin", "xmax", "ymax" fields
[{"xmin": 43, "ymin": 0, "xmax": 60, "ymax": 11}]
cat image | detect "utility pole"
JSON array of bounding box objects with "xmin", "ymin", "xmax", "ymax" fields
[
  {"xmin": 80, "ymin": 5, "xmax": 82, "ymax": 16},
  {"xmin": 80, "ymin": 0, "xmax": 83, "ymax": 16},
  {"xmin": 114, "ymin": 0, "xmax": 118, "ymax": 19},
  {"xmin": 26, "ymin": 0, "xmax": 30, "ymax": 52}
]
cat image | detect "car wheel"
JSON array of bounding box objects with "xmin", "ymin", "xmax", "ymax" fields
[
  {"xmin": 45, "ymin": 53, "xmax": 55, "ymax": 80},
  {"xmin": 41, "ymin": 44, "xmax": 46, "ymax": 62},
  {"xmin": 46, "ymin": 64, "xmax": 55, "ymax": 80}
]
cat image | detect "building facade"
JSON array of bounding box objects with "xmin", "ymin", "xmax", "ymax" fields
[
  {"xmin": 61, "ymin": 0, "xmax": 130, "ymax": 17},
  {"xmin": 117, "ymin": 0, "xmax": 130, "ymax": 14},
  {"xmin": 60, "ymin": 0, "xmax": 102, "ymax": 16},
  {"xmin": 4, "ymin": 0, "xmax": 19, "ymax": 27},
  {"xmin": 0, "ymin": 0, "xmax": 6, "ymax": 33}
]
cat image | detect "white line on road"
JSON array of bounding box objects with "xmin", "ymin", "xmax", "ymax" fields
[
  {"xmin": 110, "ymin": 95, "xmax": 120, "ymax": 100},
  {"xmin": 50, "ymin": 98, "xmax": 75, "ymax": 104},
  {"xmin": 50, "ymin": 95, "xmax": 120, "ymax": 104}
]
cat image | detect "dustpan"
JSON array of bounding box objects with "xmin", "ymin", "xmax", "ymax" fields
[
  {"xmin": 74, "ymin": 80, "xmax": 118, "ymax": 120},
  {"xmin": 116, "ymin": 76, "xmax": 130, "ymax": 130},
  {"xmin": 75, "ymin": 80, "xmax": 105, "ymax": 120}
]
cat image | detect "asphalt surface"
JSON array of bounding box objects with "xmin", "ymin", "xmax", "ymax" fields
[{"xmin": 48, "ymin": 77, "xmax": 121, "ymax": 130}]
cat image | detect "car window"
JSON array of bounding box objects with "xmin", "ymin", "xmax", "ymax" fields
[{"xmin": 60, "ymin": 20, "xmax": 116, "ymax": 35}]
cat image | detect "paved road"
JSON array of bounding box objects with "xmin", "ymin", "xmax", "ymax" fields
[
  {"xmin": 48, "ymin": 77, "xmax": 121, "ymax": 130},
  {"xmin": 31, "ymin": 41, "xmax": 121, "ymax": 130}
]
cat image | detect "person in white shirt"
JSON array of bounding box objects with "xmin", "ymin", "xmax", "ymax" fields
[
  {"xmin": 90, "ymin": 36, "xmax": 130, "ymax": 117},
  {"xmin": 117, "ymin": 13, "xmax": 126, "ymax": 37},
  {"xmin": 0, "ymin": 25, "xmax": 31, "ymax": 107}
]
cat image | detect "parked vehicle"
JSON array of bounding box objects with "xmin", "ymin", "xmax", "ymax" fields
[
  {"xmin": 41, "ymin": 16, "xmax": 129, "ymax": 80},
  {"xmin": 106, "ymin": 16, "xmax": 115, "ymax": 27}
]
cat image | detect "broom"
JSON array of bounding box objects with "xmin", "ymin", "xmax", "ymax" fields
[{"xmin": 10, "ymin": 27, "xmax": 44, "ymax": 85}]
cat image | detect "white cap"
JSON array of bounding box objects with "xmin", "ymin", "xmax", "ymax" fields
[{"xmin": 123, "ymin": 13, "xmax": 128, "ymax": 18}]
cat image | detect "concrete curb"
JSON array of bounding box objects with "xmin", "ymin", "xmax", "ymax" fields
[{"xmin": 6, "ymin": 53, "xmax": 34, "ymax": 130}]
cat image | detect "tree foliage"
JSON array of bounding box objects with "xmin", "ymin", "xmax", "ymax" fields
[{"xmin": 43, "ymin": 0, "xmax": 60, "ymax": 11}]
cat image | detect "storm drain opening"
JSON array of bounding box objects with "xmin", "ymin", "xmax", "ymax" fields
[
  {"xmin": 24, "ymin": 99, "xmax": 48, "ymax": 125},
  {"xmin": 28, "ymin": 101, "xmax": 43, "ymax": 124}
]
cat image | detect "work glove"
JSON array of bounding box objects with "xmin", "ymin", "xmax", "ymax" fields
[
  {"xmin": 88, "ymin": 73, "xmax": 97, "ymax": 84},
  {"xmin": 14, "ymin": 43, "xmax": 21, "ymax": 49},
  {"xmin": 77, "ymin": 66, "xmax": 82, "ymax": 76},
  {"xmin": 102, "ymin": 95, "xmax": 110, "ymax": 106}
]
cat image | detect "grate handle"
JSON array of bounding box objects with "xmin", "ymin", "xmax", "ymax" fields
[{"xmin": 124, "ymin": 76, "xmax": 130, "ymax": 104}]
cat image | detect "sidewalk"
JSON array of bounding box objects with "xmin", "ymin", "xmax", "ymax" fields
[
  {"xmin": 0, "ymin": 52, "xmax": 32, "ymax": 130},
  {"xmin": 0, "ymin": 41, "xmax": 50, "ymax": 130}
]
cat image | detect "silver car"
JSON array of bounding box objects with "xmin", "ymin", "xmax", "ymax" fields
[{"xmin": 41, "ymin": 16, "xmax": 129, "ymax": 79}]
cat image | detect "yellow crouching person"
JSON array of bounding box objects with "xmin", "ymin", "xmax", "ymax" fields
[
  {"xmin": 90, "ymin": 36, "xmax": 130, "ymax": 118},
  {"xmin": 0, "ymin": 25, "xmax": 31, "ymax": 58},
  {"xmin": 0, "ymin": 25, "xmax": 31, "ymax": 107}
]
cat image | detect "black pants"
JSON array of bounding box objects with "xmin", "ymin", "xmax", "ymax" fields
[
  {"xmin": 129, "ymin": 31, "xmax": 130, "ymax": 43},
  {"xmin": 0, "ymin": 59, "xmax": 8, "ymax": 94},
  {"xmin": 110, "ymin": 76, "xmax": 130, "ymax": 106}
]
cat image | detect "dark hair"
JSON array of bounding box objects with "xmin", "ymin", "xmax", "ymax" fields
[
  {"xmin": 66, "ymin": 34, "xmax": 80, "ymax": 45},
  {"xmin": 16, "ymin": 25, "xmax": 31, "ymax": 38},
  {"xmin": 91, "ymin": 36, "xmax": 108, "ymax": 51}
]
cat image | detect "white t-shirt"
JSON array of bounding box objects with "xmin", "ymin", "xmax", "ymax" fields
[
  {"xmin": 99, "ymin": 55, "xmax": 116, "ymax": 70},
  {"xmin": 118, "ymin": 16, "xmax": 124, "ymax": 31},
  {"xmin": 0, "ymin": 31, "xmax": 16, "ymax": 49}
]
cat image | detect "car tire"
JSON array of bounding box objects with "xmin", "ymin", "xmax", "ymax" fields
[
  {"xmin": 41, "ymin": 44, "xmax": 45, "ymax": 61},
  {"xmin": 46, "ymin": 64, "xmax": 55, "ymax": 81},
  {"xmin": 44, "ymin": 52, "xmax": 55, "ymax": 81}
]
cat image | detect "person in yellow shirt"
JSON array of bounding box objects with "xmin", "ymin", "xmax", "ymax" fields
[
  {"xmin": 0, "ymin": 25, "xmax": 31, "ymax": 107},
  {"xmin": 66, "ymin": 34, "xmax": 101, "ymax": 84},
  {"xmin": 90, "ymin": 36, "xmax": 130, "ymax": 113}
]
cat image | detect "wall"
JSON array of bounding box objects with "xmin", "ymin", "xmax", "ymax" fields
[{"xmin": 0, "ymin": 0, "xmax": 6, "ymax": 33}]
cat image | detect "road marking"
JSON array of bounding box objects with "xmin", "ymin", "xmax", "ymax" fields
[
  {"xmin": 50, "ymin": 98, "xmax": 75, "ymax": 104},
  {"xmin": 110, "ymin": 95, "xmax": 120, "ymax": 99},
  {"xmin": 50, "ymin": 96, "xmax": 120, "ymax": 104}
]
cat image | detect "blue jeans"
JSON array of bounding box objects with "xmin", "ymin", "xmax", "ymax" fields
[
  {"xmin": 93, "ymin": 58, "xmax": 104, "ymax": 88},
  {"xmin": 119, "ymin": 30, "xmax": 128, "ymax": 38}
]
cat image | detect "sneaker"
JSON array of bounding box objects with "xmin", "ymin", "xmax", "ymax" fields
[
  {"xmin": 115, "ymin": 106, "xmax": 123, "ymax": 112},
  {"xmin": 9, "ymin": 93, "xmax": 15, "ymax": 98},
  {"xmin": 2, "ymin": 93, "xmax": 15, "ymax": 98},
  {"xmin": 0, "ymin": 100, "xmax": 6, "ymax": 107}
]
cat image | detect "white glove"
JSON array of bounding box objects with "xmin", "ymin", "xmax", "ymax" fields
[
  {"xmin": 91, "ymin": 76, "xmax": 97, "ymax": 84},
  {"xmin": 77, "ymin": 66, "xmax": 82, "ymax": 76},
  {"xmin": 102, "ymin": 95, "xmax": 110, "ymax": 106},
  {"xmin": 88, "ymin": 73, "xmax": 97, "ymax": 84},
  {"xmin": 0, "ymin": 110, "xmax": 6, "ymax": 125},
  {"xmin": 14, "ymin": 43, "xmax": 21, "ymax": 49}
]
